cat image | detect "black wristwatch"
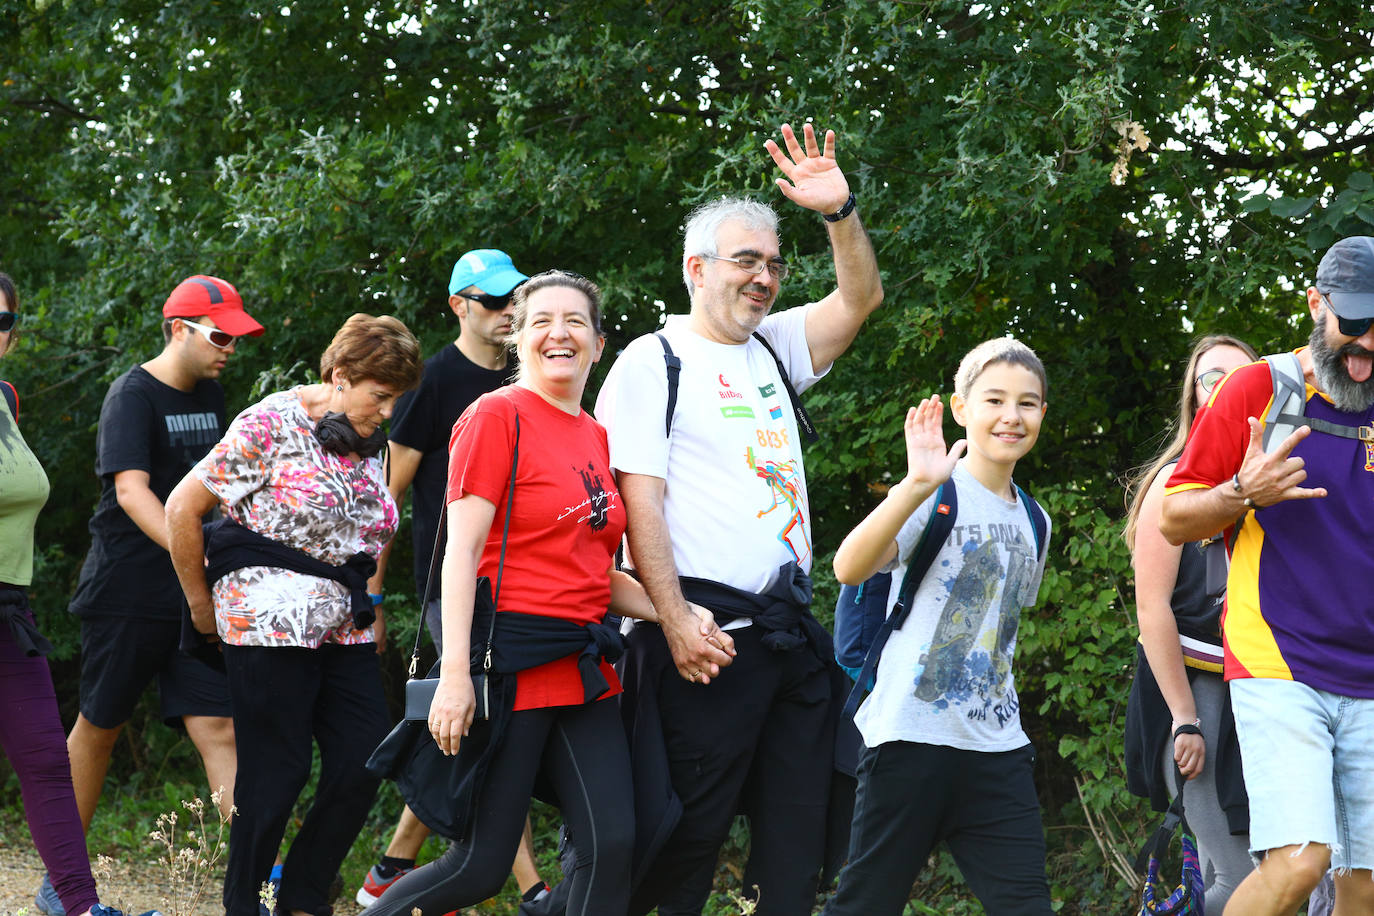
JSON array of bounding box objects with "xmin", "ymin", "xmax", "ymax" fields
[{"xmin": 823, "ymin": 192, "xmax": 857, "ymax": 223}]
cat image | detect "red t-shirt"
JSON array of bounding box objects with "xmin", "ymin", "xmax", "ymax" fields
[{"xmin": 446, "ymin": 385, "xmax": 625, "ymax": 710}]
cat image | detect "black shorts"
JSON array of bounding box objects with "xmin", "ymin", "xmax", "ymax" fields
[{"xmin": 78, "ymin": 615, "xmax": 232, "ymax": 729}]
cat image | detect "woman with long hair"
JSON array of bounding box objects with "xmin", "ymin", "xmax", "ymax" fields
[{"xmin": 1123, "ymin": 334, "xmax": 1258, "ymax": 913}]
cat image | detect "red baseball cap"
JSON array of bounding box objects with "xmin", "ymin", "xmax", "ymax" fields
[{"xmin": 162, "ymin": 275, "xmax": 264, "ymax": 337}]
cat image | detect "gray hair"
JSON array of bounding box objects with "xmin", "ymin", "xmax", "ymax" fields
[
  {"xmin": 953, "ymin": 336, "xmax": 1047, "ymax": 402},
  {"xmin": 681, "ymin": 197, "xmax": 780, "ymax": 297}
]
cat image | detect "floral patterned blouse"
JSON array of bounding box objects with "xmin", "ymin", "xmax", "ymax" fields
[{"xmin": 193, "ymin": 387, "xmax": 398, "ymax": 648}]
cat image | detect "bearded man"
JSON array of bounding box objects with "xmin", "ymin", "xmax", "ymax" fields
[{"xmin": 1160, "ymin": 236, "xmax": 1374, "ymax": 916}]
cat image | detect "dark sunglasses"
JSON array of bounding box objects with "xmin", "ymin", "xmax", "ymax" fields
[
  {"xmin": 1324, "ymin": 294, "xmax": 1374, "ymax": 337},
  {"xmin": 0, "ymin": 312, "xmax": 17, "ymax": 333},
  {"xmin": 457, "ymin": 291, "xmax": 513, "ymax": 311}
]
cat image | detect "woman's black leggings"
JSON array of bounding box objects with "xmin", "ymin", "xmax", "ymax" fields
[{"xmin": 369, "ymin": 696, "xmax": 634, "ymax": 916}]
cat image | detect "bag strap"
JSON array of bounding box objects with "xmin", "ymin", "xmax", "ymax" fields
[
  {"xmin": 749, "ymin": 330, "xmax": 818, "ymax": 444},
  {"xmin": 653, "ymin": 329, "xmax": 818, "ymax": 443},
  {"xmin": 0, "ymin": 380, "xmax": 17, "ymax": 424},
  {"xmin": 655, "ymin": 332, "xmax": 681, "ymax": 438},
  {"xmin": 842, "ymin": 479, "xmax": 958, "ymax": 719},
  {"xmin": 1014, "ymin": 484, "xmax": 1048, "ymax": 564},
  {"xmin": 1263, "ymin": 351, "xmax": 1374, "ymax": 447},
  {"xmin": 1133, "ymin": 764, "xmax": 1190, "ymax": 875},
  {"xmin": 408, "ymin": 411, "xmax": 520, "ymax": 678}
]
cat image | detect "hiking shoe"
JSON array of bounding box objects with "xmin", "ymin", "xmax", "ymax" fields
[
  {"xmin": 355, "ymin": 864, "xmax": 414, "ymax": 906},
  {"xmin": 35, "ymin": 874, "xmax": 65, "ymax": 916},
  {"xmin": 90, "ymin": 906, "xmax": 163, "ymax": 916}
]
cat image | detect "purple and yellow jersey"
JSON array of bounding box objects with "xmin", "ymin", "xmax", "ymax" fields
[{"xmin": 1166, "ymin": 351, "xmax": 1374, "ymax": 698}]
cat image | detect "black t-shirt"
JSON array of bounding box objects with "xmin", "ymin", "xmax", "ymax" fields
[
  {"xmin": 69, "ymin": 365, "xmax": 225, "ymax": 619},
  {"xmin": 390, "ymin": 343, "xmax": 514, "ymax": 597}
]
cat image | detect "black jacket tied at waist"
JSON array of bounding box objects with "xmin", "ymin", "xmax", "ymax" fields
[
  {"xmin": 620, "ymin": 562, "xmax": 861, "ymax": 888},
  {"xmin": 0, "ymin": 586, "xmax": 52, "ymax": 657},
  {"xmin": 487, "ymin": 610, "xmax": 626, "ymax": 702},
  {"xmin": 179, "ymin": 519, "xmax": 378, "ymax": 666},
  {"xmin": 367, "ymin": 610, "xmax": 626, "ymax": 843},
  {"xmin": 680, "ymin": 561, "xmax": 817, "ymax": 654}
]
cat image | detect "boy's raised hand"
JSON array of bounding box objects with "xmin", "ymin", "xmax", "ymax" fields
[{"xmin": 904, "ymin": 396, "xmax": 966, "ymax": 488}]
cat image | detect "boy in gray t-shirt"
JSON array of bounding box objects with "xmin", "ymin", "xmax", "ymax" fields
[{"xmin": 824, "ymin": 337, "xmax": 1054, "ymax": 916}]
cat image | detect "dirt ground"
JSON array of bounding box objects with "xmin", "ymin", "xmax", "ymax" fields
[
  {"xmin": 0, "ymin": 842, "xmax": 371, "ymax": 916},
  {"xmin": 0, "ymin": 840, "xmax": 222, "ymax": 916}
]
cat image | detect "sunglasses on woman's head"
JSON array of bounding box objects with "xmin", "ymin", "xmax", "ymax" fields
[
  {"xmin": 180, "ymin": 318, "xmax": 236, "ymax": 349},
  {"xmin": 0, "ymin": 312, "xmax": 17, "ymax": 333}
]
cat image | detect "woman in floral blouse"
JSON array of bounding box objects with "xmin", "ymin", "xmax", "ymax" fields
[{"xmin": 167, "ymin": 313, "xmax": 422, "ymax": 916}]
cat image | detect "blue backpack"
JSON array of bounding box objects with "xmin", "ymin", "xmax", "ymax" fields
[{"xmin": 834, "ymin": 478, "xmax": 1047, "ymax": 718}]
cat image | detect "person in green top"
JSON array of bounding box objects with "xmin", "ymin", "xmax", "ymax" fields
[{"xmin": 0, "ymin": 270, "xmax": 156, "ymax": 916}]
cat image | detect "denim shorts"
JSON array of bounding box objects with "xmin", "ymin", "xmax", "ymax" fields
[{"xmin": 1230, "ymin": 678, "xmax": 1374, "ymax": 871}]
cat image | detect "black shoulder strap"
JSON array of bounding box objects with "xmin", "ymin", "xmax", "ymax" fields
[
  {"xmin": 1014, "ymin": 485, "xmax": 1048, "ymax": 563},
  {"xmin": 0, "ymin": 381, "xmax": 17, "ymax": 424},
  {"xmin": 842, "ymin": 479, "xmax": 958, "ymax": 719},
  {"xmin": 655, "ymin": 332, "xmax": 681, "ymax": 438},
  {"xmin": 750, "ymin": 331, "xmax": 818, "ymax": 444},
  {"xmin": 408, "ymin": 410, "xmax": 520, "ymax": 678}
]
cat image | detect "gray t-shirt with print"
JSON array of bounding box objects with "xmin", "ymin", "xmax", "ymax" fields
[{"xmin": 853, "ymin": 462, "xmax": 1050, "ymax": 753}]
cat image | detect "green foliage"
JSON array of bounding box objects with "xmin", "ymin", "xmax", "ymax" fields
[{"xmin": 5, "ymin": 0, "xmax": 1374, "ymax": 909}]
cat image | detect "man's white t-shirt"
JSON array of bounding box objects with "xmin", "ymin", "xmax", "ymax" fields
[
  {"xmin": 854, "ymin": 462, "xmax": 1050, "ymax": 753},
  {"xmin": 594, "ymin": 305, "xmax": 826, "ymax": 594}
]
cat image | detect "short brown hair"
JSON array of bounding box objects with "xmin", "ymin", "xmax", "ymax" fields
[{"xmin": 319, "ymin": 313, "xmax": 423, "ymax": 393}]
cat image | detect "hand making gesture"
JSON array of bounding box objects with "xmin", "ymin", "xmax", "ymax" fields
[
  {"xmin": 764, "ymin": 123, "xmax": 851, "ymax": 215},
  {"xmin": 902, "ymin": 396, "xmax": 967, "ymax": 491},
  {"xmin": 1234, "ymin": 417, "xmax": 1328, "ymax": 509}
]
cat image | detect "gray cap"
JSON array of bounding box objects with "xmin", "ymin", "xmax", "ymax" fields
[{"xmin": 1316, "ymin": 236, "xmax": 1374, "ymax": 319}]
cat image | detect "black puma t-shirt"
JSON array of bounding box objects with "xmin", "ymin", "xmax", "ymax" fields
[{"xmin": 69, "ymin": 365, "xmax": 225, "ymax": 619}]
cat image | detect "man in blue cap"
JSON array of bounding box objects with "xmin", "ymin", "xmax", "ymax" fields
[
  {"xmin": 1162, "ymin": 236, "xmax": 1374, "ymax": 915},
  {"xmin": 358, "ymin": 249, "xmax": 550, "ymax": 908}
]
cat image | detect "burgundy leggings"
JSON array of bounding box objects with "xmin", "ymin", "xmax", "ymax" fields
[{"xmin": 0, "ymin": 597, "xmax": 98, "ymax": 916}]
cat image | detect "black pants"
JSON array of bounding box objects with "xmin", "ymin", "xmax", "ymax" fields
[
  {"xmin": 824, "ymin": 741, "xmax": 1052, "ymax": 916},
  {"xmin": 368, "ymin": 696, "xmax": 634, "ymax": 916},
  {"xmin": 221, "ymin": 642, "xmax": 389, "ymax": 916},
  {"xmin": 629, "ymin": 624, "xmax": 835, "ymax": 916}
]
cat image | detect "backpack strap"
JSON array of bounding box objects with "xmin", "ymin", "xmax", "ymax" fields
[
  {"xmin": 655, "ymin": 329, "xmax": 819, "ymax": 444},
  {"xmin": 1262, "ymin": 352, "xmax": 1374, "ymax": 449},
  {"xmin": 655, "ymin": 332, "xmax": 682, "ymax": 438},
  {"xmin": 1014, "ymin": 484, "xmax": 1048, "ymax": 564},
  {"xmin": 0, "ymin": 380, "xmax": 17, "ymax": 424},
  {"xmin": 842, "ymin": 479, "xmax": 958, "ymax": 719},
  {"xmin": 750, "ymin": 331, "xmax": 818, "ymax": 444}
]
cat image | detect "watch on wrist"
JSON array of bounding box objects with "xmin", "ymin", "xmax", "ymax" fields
[{"xmin": 823, "ymin": 192, "xmax": 857, "ymax": 223}]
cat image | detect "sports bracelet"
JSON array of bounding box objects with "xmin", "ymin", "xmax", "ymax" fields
[
  {"xmin": 823, "ymin": 192, "xmax": 857, "ymax": 223},
  {"xmin": 1231, "ymin": 472, "xmax": 1257, "ymax": 510}
]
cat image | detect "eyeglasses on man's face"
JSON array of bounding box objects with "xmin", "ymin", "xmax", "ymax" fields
[
  {"xmin": 706, "ymin": 254, "xmax": 789, "ymax": 281},
  {"xmin": 180, "ymin": 318, "xmax": 236, "ymax": 350}
]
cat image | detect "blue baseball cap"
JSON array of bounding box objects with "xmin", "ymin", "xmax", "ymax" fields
[
  {"xmin": 1317, "ymin": 236, "xmax": 1374, "ymax": 320},
  {"xmin": 448, "ymin": 249, "xmax": 528, "ymax": 297}
]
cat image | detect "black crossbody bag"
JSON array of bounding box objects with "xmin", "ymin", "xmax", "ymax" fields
[{"xmin": 403, "ymin": 412, "xmax": 519, "ymax": 723}]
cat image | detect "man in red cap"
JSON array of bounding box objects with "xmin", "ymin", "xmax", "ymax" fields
[{"xmin": 36, "ymin": 275, "xmax": 264, "ymax": 916}]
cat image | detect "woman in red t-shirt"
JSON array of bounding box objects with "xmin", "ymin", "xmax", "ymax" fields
[{"xmin": 367, "ymin": 270, "xmax": 732, "ymax": 916}]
